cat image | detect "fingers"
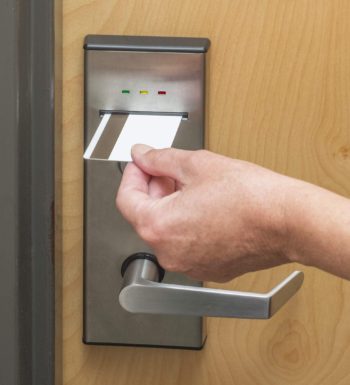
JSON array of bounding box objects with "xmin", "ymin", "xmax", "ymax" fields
[
  {"xmin": 131, "ymin": 144, "xmax": 194, "ymax": 183},
  {"xmin": 116, "ymin": 162, "xmax": 152, "ymax": 224}
]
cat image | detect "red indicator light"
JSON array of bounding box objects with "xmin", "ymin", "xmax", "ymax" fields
[{"xmin": 158, "ymin": 91, "xmax": 166, "ymax": 95}]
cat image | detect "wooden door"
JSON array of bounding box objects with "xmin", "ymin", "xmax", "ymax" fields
[{"xmin": 57, "ymin": 1, "xmax": 350, "ymax": 384}]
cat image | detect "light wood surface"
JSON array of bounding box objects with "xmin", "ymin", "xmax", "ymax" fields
[{"xmin": 58, "ymin": 1, "xmax": 350, "ymax": 384}]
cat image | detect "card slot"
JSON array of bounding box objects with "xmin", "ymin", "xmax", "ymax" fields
[{"xmin": 100, "ymin": 110, "xmax": 189, "ymax": 120}]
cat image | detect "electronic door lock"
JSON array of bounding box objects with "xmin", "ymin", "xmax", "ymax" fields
[
  {"xmin": 120, "ymin": 253, "xmax": 304, "ymax": 319},
  {"xmin": 83, "ymin": 35, "xmax": 210, "ymax": 349}
]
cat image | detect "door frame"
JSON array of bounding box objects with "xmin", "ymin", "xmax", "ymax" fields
[{"xmin": 0, "ymin": 0, "xmax": 55, "ymax": 384}]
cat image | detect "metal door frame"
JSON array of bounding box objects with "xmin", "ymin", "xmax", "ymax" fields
[{"xmin": 0, "ymin": 0, "xmax": 55, "ymax": 384}]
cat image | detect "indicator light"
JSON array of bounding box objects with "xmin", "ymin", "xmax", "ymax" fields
[
  {"xmin": 158, "ymin": 91, "xmax": 166, "ymax": 95},
  {"xmin": 122, "ymin": 89, "xmax": 130, "ymax": 94},
  {"xmin": 139, "ymin": 90, "xmax": 149, "ymax": 95}
]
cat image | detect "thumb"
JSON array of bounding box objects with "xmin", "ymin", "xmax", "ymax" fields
[{"xmin": 131, "ymin": 144, "xmax": 193, "ymax": 182}]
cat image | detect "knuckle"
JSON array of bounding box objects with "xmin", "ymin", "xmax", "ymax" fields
[
  {"xmin": 136, "ymin": 214, "xmax": 165, "ymax": 245},
  {"xmin": 137, "ymin": 224, "xmax": 157, "ymax": 245}
]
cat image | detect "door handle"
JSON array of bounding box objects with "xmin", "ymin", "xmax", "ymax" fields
[{"xmin": 119, "ymin": 253, "xmax": 304, "ymax": 319}]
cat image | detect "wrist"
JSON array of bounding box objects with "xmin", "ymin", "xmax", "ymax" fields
[
  {"xmin": 281, "ymin": 179, "xmax": 312, "ymax": 265},
  {"xmin": 282, "ymin": 179, "xmax": 350, "ymax": 278}
]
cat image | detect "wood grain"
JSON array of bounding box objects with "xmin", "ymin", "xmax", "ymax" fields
[{"xmin": 58, "ymin": 1, "xmax": 350, "ymax": 384}]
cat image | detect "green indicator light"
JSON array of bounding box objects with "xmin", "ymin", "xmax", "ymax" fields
[{"xmin": 122, "ymin": 90, "xmax": 130, "ymax": 94}]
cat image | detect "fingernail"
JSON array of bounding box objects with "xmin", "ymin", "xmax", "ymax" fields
[{"xmin": 131, "ymin": 144, "xmax": 153, "ymax": 156}]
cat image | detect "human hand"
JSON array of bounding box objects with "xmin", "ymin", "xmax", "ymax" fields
[{"xmin": 116, "ymin": 145, "xmax": 295, "ymax": 282}]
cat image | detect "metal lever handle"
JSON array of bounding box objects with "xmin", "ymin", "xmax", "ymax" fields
[{"xmin": 119, "ymin": 253, "xmax": 304, "ymax": 319}]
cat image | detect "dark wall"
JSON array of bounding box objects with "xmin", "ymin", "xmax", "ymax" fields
[{"xmin": 0, "ymin": 1, "xmax": 55, "ymax": 384}]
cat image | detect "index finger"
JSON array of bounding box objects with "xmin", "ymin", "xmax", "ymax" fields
[{"xmin": 116, "ymin": 162, "xmax": 152, "ymax": 224}]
